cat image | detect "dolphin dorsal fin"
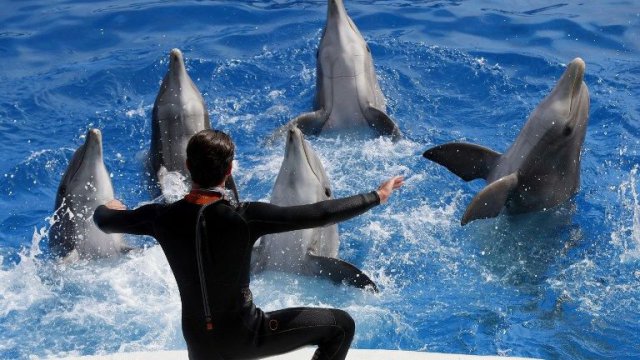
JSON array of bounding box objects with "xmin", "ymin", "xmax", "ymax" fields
[
  {"xmin": 461, "ymin": 172, "xmax": 519, "ymax": 225},
  {"xmin": 423, "ymin": 142, "xmax": 501, "ymax": 181}
]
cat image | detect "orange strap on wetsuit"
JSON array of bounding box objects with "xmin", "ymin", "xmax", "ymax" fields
[{"xmin": 184, "ymin": 189, "xmax": 223, "ymax": 205}]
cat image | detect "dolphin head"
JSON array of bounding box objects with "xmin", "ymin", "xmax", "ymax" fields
[
  {"xmin": 505, "ymin": 57, "xmax": 590, "ymax": 200},
  {"xmin": 528, "ymin": 58, "xmax": 590, "ymax": 148},
  {"xmin": 272, "ymin": 126, "xmax": 332, "ymax": 204},
  {"xmin": 168, "ymin": 48, "xmax": 187, "ymax": 78},
  {"xmin": 51, "ymin": 129, "xmax": 124, "ymax": 259},
  {"xmin": 151, "ymin": 48, "xmax": 210, "ymax": 177},
  {"xmin": 159, "ymin": 48, "xmax": 193, "ymax": 95},
  {"xmin": 84, "ymin": 128, "xmax": 104, "ymax": 157},
  {"xmin": 56, "ymin": 129, "xmax": 112, "ymax": 209},
  {"xmin": 318, "ymin": 0, "xmax": 371, "ymax": 78}
]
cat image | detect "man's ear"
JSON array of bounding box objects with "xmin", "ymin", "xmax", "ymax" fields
[{"xmin": 225, "ymin": 162, "xmax": 233, "ymax": 176}]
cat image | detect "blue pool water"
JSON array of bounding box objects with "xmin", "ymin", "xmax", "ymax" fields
[{"xmin": 1, "ymin": 1, "xmax": 639, "ymax": 359}]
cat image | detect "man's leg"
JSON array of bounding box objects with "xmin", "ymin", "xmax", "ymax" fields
[{"xmin": 248, "ymin": 307, "xmax": 355, "ymax": 360}]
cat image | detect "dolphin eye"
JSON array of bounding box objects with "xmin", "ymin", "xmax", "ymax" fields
[
  {"xmin": 366, "ymin": 45, "xmax": 371, "ymax": 53},
  {"xmin": 325, "ymin": 188, "xmax": 332, "ymax": 197},
  {"xmin": 563, "ymin": 126, "xmax": 573, "ymax": 137}
]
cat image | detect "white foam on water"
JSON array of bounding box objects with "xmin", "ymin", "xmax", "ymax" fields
[
  {"xmin": 0, "ymin": 215, "xmax": 186, "ymax": 358},
  {"xmin": 236, "ymin": 151, "xmax": 282, "ymax": 189},
  {"xmin": 0, "ymin": 227, "xmax": 54, "ymax": 318},
  {"xmin": 611, "ymin": 165, "xmax": 640, "ymax": 262},
  {"xmin": 157, "ymin": 170, "xmax": 189, "ymax": 203},
  {"xmin": 124, "ymin": 101, "xmax": 149, "ymax": 119},
  {"xmin": 43, "ymin": 245, "xmax": 183, "ymax": 356},
  {"xmin": 542, "ymin": 166, "xmax": 640, "ymax": 324}
]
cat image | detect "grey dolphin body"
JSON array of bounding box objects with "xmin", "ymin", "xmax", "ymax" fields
[
  {"xmin": 283, "ymin": 0, "xmax": 400, "ymax": 139},
  {"xmin": 150, "ymin": 48, "xmax": 238, "ymax": 200},
  {"xmin": 424, "ymin": 58, "xmax": 590, "ymax": 225},
  {"xmin": 255, "ymin": 127, "xmax": 377, "ymax": 290},
  {"xmin": 49, "ymin": 129, "xmax": 128, "ymax": 259}
]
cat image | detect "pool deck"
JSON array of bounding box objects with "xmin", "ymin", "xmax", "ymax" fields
[{"xmin": 54, "ymin": 348, "xmax": 540, "ymax": 360}]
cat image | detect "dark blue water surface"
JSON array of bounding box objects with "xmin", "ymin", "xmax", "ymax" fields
[{"xmin": 1, "ymin": 1, "xmax": 639, "ymax": 359}]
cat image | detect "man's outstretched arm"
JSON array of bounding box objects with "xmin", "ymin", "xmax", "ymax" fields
[
  {"xmin": 244, "ymin": 176, "xmax": 403, "ymax": 238},
  {"xmin": 94, "ymin": 200, "xmax": 157, "ymax": 237}
]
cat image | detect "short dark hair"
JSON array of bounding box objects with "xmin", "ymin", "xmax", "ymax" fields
[{"xmin": 186, "ymin": 129, "xmax": 234, "ymax": 188}]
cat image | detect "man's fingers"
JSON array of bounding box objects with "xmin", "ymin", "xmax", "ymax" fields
[{"xmin": 106, "ymin": 199, "xmax": 126, "ymax": 210}]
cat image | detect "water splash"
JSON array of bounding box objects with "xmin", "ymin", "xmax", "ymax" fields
[
  {"xmin": 157, "ymin": 170, "xmax": 189, "ymax": 204},
  {"xmin": 1, "ymin": 217, "xmax": 184, "ymax": 358},
  {"xmin": 612, "ymin": 165, "xmax": 640, "ymax": 262},
  {"xmin": 0, "ymin": 226, "xmax": 52, "ymax": 318}
]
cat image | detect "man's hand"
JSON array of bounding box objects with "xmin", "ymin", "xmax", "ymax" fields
[
  {"xmin": 376, "ymin": 176, "xmax": 404, "ymax": 204},
  {"xmin": 105, "ymin": 199, "xmax": 127, "ymax": 210}
]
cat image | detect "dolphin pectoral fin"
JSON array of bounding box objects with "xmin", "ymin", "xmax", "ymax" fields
[
  {"xmin": 295, "ymin": 110, "xmax": 328, "ymax": 136},
  {"xmin": 308, "ymin": 254, "xmax": 379, "ymax": 292},
  {"xmin": 265, "ymin": 110, "xmax": 327, "ymax": 146},
  {"xmin": 462, "ymin": 172, "xmax": 519, "ymax": 225},
  {"xmin": 423, "ymin": 143, "xmax": 501, "ymax": 181},
  {"xmin": 364, "ymin": 107, "xmax": 401, "ymax": 141}
]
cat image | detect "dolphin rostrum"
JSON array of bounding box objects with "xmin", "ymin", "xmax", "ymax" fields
[
  {"xmin": 423, "ymin": 58, "xmax": 590, "ymax": 225},
  {"xmin": 49, "ymin": 129, "xmax": 129, "ymax": 259},
  {"xmin": 254, "ymin": 126, "xmax": 378, "ymax": 290},
  {"xmin": 150, "ymin": 48, "xmax": 238, "ymax": 200},
  {"xmin": 279, "ymin": 0, "xmax": 400, "ymax": 140}
]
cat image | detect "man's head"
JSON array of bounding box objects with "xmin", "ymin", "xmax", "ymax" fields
[{"xmin": 186, "ymin": 129, "xmax": 235, "ymax": 188}]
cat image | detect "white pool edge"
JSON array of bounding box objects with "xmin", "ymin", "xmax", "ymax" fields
[{"xmin": 50, "ymin": 348, "xmax": 541, "ymax": 360}]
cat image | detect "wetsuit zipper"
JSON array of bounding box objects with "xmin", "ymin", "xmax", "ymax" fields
[{"xmin": 195, "ymin": 200, "xmax": 220, "ymax": 331}]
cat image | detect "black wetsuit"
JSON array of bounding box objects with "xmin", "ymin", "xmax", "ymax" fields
[{"xmin": 93, "ymin": 191, "xmax": 380, "ymax": 360}]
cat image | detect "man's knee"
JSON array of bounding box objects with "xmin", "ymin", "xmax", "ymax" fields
[{"xmin": 332, "ymin": 309, "xmax": 355, "ymax": 338}]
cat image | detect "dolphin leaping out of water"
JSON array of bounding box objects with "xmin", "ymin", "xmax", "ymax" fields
[
  {"xmin": 49, "ymin": 129, "xmax": 129, "ymax": 259},
  {"xmin": 150, "ymin": 48, "xmax": 238, "ymax": 201},
  {"xmin": 277, "ymin": 0, "xmax": 400, "ymax": 141},
  {"xmin": 423, "ymin": 58, "xmax": 590, "ymax": 225},
  {"xmin": 254, "ymin": 126, "xmax": 378, "ymax": 291}
]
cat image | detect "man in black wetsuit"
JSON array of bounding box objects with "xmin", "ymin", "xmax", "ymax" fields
[{"xmin": 94, "ymin": 129, "xmax": 403, "ymax": 360}]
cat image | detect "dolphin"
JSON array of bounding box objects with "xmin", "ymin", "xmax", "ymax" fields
[
  {"xmin": 49, "ymin": 129, "xmax": 129, "ymax": 259},
  {"xmin": 279, "ymin": 0, "xmax": 400, "ymax": 140},
  {"xmin": 254, "ymin": 127, "xmax": 378, "ymax": 290},
  {"xmin": 150, "ymin": 48, "xmax": 238, "ymax": 200},
  {"xmin": 423, "ymin": 58, "xmax": 590, "ymax": 225}
]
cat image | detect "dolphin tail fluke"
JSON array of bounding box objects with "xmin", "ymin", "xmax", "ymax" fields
[
  {"xmin": 308, "ymin": 254, "xmax": 379, "ymax": 292},
  {"xmin": 364, "ymin": 107, "xmax": 401, "ymax": 141},
  {"xmin": 462, "ymin": 172, "xmax": 519, "ymax": 225},
  {"xmin": 265, "ymin": 110, "xmax": 327, "ymax": 146},
  {"xmin": 423, "ymin": 142, "xmax": 501, "ymax": 181}
]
